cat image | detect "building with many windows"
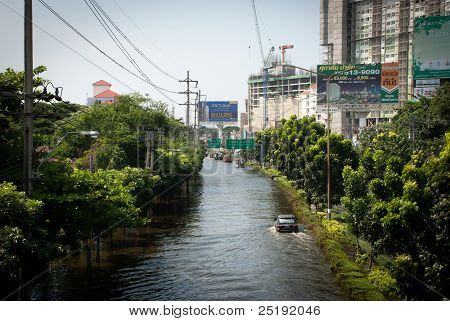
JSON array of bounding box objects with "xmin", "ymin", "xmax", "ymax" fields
[
  {"xmin": 320, "ymin": 0, "xmax": 450, "ymax": 139},
  {"xmin": 247, "ymin": 59, "xmax": 315, "ymax": 133}
]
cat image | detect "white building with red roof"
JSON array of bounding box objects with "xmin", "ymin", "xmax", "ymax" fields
[{"xmin": 87, "ymin": 80, "xmax": 120, "ymax": 105}]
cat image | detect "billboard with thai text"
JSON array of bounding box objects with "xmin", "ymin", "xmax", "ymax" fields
[
  {"xmin": 317, "ymin": 63, "xmax": 398, "ymax": 106},
  {"xmin": 207, "ymin": 101, "xmax": 238, "ymax": 122}
]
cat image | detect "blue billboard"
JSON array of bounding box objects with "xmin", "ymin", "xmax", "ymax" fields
[{"xmin": 207, "ymin": 101, "xmax": 238, "ymax": 122}]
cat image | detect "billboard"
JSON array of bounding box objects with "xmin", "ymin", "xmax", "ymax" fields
[
  {"xmin": 381, "ymin": 63, "xmax": 399, "ymax": 103},
  {"xmin": 413, "ymin": 16, "xmax": 450, "ymax": 80},
  {"xmin": 413, "ymin": 79, "xmax": 441, "ymax": 99},
  {"xmin": 317, "ymin": 63, "xmax": 398, "ymax": 106},
  {"xmin": 207, "ymin": 101, "xmax": 238, "ymax": 122}
]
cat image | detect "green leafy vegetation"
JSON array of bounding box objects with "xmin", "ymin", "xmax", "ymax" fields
[
  {"xmin": 252, "ymin": 169, "xmax": 385, "ymax": 300},
  {"xmin": 252, "ymin": 84, "xmax": 449, "ymax": 300},
  {"xmin": 342, "ymin": 85, "xmax": 450, "ymax": 300},
  {"xmin": 0, "ymin": 67, "xmax": 204, "ymax": 295}
]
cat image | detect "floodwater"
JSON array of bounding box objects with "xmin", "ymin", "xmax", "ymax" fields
[{"xmin": 31, "ymin": 159, "xmax": 343, "ymax": 300}]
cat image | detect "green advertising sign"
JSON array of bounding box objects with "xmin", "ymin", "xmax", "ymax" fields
[
  {"xmin": 316, "ymin": 63, "xmax": 398, "ymax": 105},
  {"xmin": 207, "ymin": 138, "xmax": 221, "ymax": 148},
  {"xmin": 413, "ymin": 16, "xmax": 450, "ymax": 79},
  {"xmin": 226, "ymin": 139, "xmax": 255, "ymax": 150}
]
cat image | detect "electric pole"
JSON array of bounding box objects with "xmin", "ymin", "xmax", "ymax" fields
[
  {"xmin": 136, "ymin": 126, "xmax": 140, "ymax": 168},
  {"xmin": 145, "ymin": 131, "xmax": 154, "ymax": 172},
  {"xmin": 178, "ymin": 71, "xmax": 198, "ymax": 127},
  {"xmin": 326, "ymin": 79, "xmax": 332, "ymax": 220},
  {"xmin": 24, "ymin": 0, "xmax": 33, "ymax": 196}
]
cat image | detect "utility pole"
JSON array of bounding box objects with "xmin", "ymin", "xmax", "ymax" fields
[
  {"xmin": 145, "ymin": 131, "xmax": 154, "ymax": 172},
  {"xmin": 136, "ymin": 126, "xmax": 140, "ymax": 168},
  {"xmin": 178, "ymin": 71, "xmax": 198, "ymax": 128},
  {"xmin": 89, "ymin": 154, "xmax": 94, "ymax": 173},
  {"xmin": 24, "ymin": 0, "xmax": 34, "ymax": 196},
  {"xmin": 326, "ymin": 78, "xmax": 332, "ymax": 220},
  {"xmin": 194, "ymin": 89, "xmax": 200, "ymax": 145}
]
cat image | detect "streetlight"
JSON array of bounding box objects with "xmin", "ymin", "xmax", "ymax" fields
[{"xmin": 35, "ymin": 130, "xmax": 100, "ymax": 177}]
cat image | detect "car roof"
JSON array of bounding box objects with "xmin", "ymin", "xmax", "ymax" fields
[{"xmin": 277, "ymin": 214, "xmax": 296, "ymax": 219}]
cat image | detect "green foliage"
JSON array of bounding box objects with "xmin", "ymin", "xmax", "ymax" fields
[
  {"xmin": 355, "ymin": 253, "xmax": 369, "ymax": 266},
  {"xmin": 258, "ymin": 164, "xmax": 385, "ymax": 301},
  {"xmin": 368, "ymin": 267, "xmax": 399, "ymax": 299},
  {"xmin": 0, "ymin": 66, "xmax": 204, "ymax": 297},
  {"xmin": 51, "ymin": 94, "xmax": 187, "ymax": 171},
  {"xmin": 0, "ymin": 182, "xmax": 60, "ymax": 284},
  {"xmin": 303, "ymin": 133, "xmax": 358, "ymax": 205},
  {"xmin": 321, "ymin": 219, "xmax": 347, "ymax": 240},
  {"xmin": 323, "ymin": 238, "xmax": 384, "ymax": 300},
  {"xmin": 343, "ymin": 85, "xmax": 450, "ymax": 300},
  {"xmin": 256, "ymin": 115, "xmax": 357, "ymax": 207},
  {"xmin": 34, "ymin": 163, "xmax": 146, "ymax": 244},
  {"xmin": 0, "ymin": 67, "xmax": 48, "ymax": 183}
]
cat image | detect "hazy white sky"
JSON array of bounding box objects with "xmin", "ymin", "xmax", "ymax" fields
[{"xmin": 0, "ymin": 0, "xmax": 320, "ymax": 121}]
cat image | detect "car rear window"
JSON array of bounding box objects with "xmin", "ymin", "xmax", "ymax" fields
[{"xmin": 278, "ymin": 218, "xmax": 296, "ymax": 224}]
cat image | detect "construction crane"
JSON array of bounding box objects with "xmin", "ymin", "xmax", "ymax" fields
[
  {"xmin": 279, "ymin": 44, "xmax": 294, "ymax": 64},
  {"xmin": 251, "ymin": 0, "xmax": 274, "ymax": 130}
]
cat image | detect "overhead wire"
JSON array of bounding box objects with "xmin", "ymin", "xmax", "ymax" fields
[
  {"xmin": 36, "ymin": 0, "xmax": 180, "ymax": 104},
  {"xmin": 86, "ymin": 0, "xmax": 180, "ymax": 94},
  {"xmin": 83, "ymin": 0, "xmax": 152, "ymax": 90},
  {"xmin": 0, "ymin": 0, "xmax": 138, "ymax": 94},
  {"xmin": 93, "ymin": 0, "xmax": 181, "ymax": 81},
  {"xmin": 111, "ymin": 0, "xmax": 186, "ymax": 74}
]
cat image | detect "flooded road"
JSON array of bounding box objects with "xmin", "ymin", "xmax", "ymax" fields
[{"xmin": 32, "ymin": 159, "xmax": 343, "ymax": 300}]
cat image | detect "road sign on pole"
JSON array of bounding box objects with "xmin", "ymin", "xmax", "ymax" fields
[
  {"xmin": 226, "ymin": 139, "xmax": 255, "ymax": 150},
  {"xmin": 207, "ymin": 138, "xmax": 221, "ymax": 148}
]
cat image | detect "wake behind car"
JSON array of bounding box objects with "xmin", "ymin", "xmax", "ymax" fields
[{"xmin": 274, "ymin": 214, "xmax": 299, "ymax": 233}]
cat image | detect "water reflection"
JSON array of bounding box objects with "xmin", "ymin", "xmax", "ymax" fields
[{"xmin": 32, "ymin": 159, "xmax": 343, "ymax": 300}]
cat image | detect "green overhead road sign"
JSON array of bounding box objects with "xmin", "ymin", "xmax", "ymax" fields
[
  {"xmin": 226, "ymin": 139, "xmax": 255, "ymax": 150},
  {"xmin": 207, "ymin": 138, "xmax": 221, "ymax": 148}
]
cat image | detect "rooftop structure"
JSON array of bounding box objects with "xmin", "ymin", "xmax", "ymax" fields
[
  {"xmin": 247, "ymin": 53, "xmax": 315, "ymax": 133},
  {"xmin": 87, "ymin": 80, "xmax": 120, "ymax": 105}
]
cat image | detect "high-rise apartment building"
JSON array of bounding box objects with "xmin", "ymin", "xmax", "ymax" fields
[{"xmin": 320, "ymin": 0, "xmax": 450, "ymax": 139}]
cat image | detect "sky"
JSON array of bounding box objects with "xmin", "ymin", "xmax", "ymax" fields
[{"xmin": 0, "ymin": 0, "xmax": 320, "ymax": 121}]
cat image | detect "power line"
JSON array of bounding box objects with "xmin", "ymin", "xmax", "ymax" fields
[
  {"xmin": 111, "ymin": 0, "xmax": 185, "ymax": 74},
  {"xmin": 95, "ymin": 0, "xmax": 181, "ymax": 81},
  {"xmin": 83, "ymin": 0, "xmax": 157, "ymax": 97},
  {"xmin": 36, "ymin": 0, "xmax": 180, "ymax": 104},
  {"xmin": 0, "ymin": 0, "xmax": 138, "ymax": 94},
  {"xmin": 86, "ymin": 0, "xmax": 180, "ymax": 94}
]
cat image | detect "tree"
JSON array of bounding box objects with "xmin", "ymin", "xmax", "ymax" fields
[
  {"xmin": 50, "ymin": 94, "xmax": 189, "ymax": 171},
  {"xmin": 0, "ymin": 182, "xmax": 60, "ymax": 291},
  {"xmin": 342, "ymin": 166, "xmax": 369, "ymax": 254},
  {"xmin": 342, "ymin": 85, "xmax": 450, "ymax": 299},
  {"xmin": 303, "ymin": 133, "xmax": 358, "ymax": 207},
  {"xmin": 0, "ymin": 66, "xmax": 81, "ymax": 183}
]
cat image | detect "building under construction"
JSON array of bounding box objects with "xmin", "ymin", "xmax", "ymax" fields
[
  {"xmin": 320, "ymin": 0, "xmax": 450, "ymax": 139},
  {"xmin": 246, "ymin": 51, "xmax": 315, "ymax": 133}
]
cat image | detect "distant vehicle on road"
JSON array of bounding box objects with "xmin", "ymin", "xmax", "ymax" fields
[
  {"xmin": 274, "ymin": 214, "xmax": 299, "ymax": 233},
  {"xmin": 235, "ymin": 158, "xmax": 244, "ymax": 168},
  {"xmin": 223, "ymin": 154, "xmax": 233, "ymax": 163}
]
